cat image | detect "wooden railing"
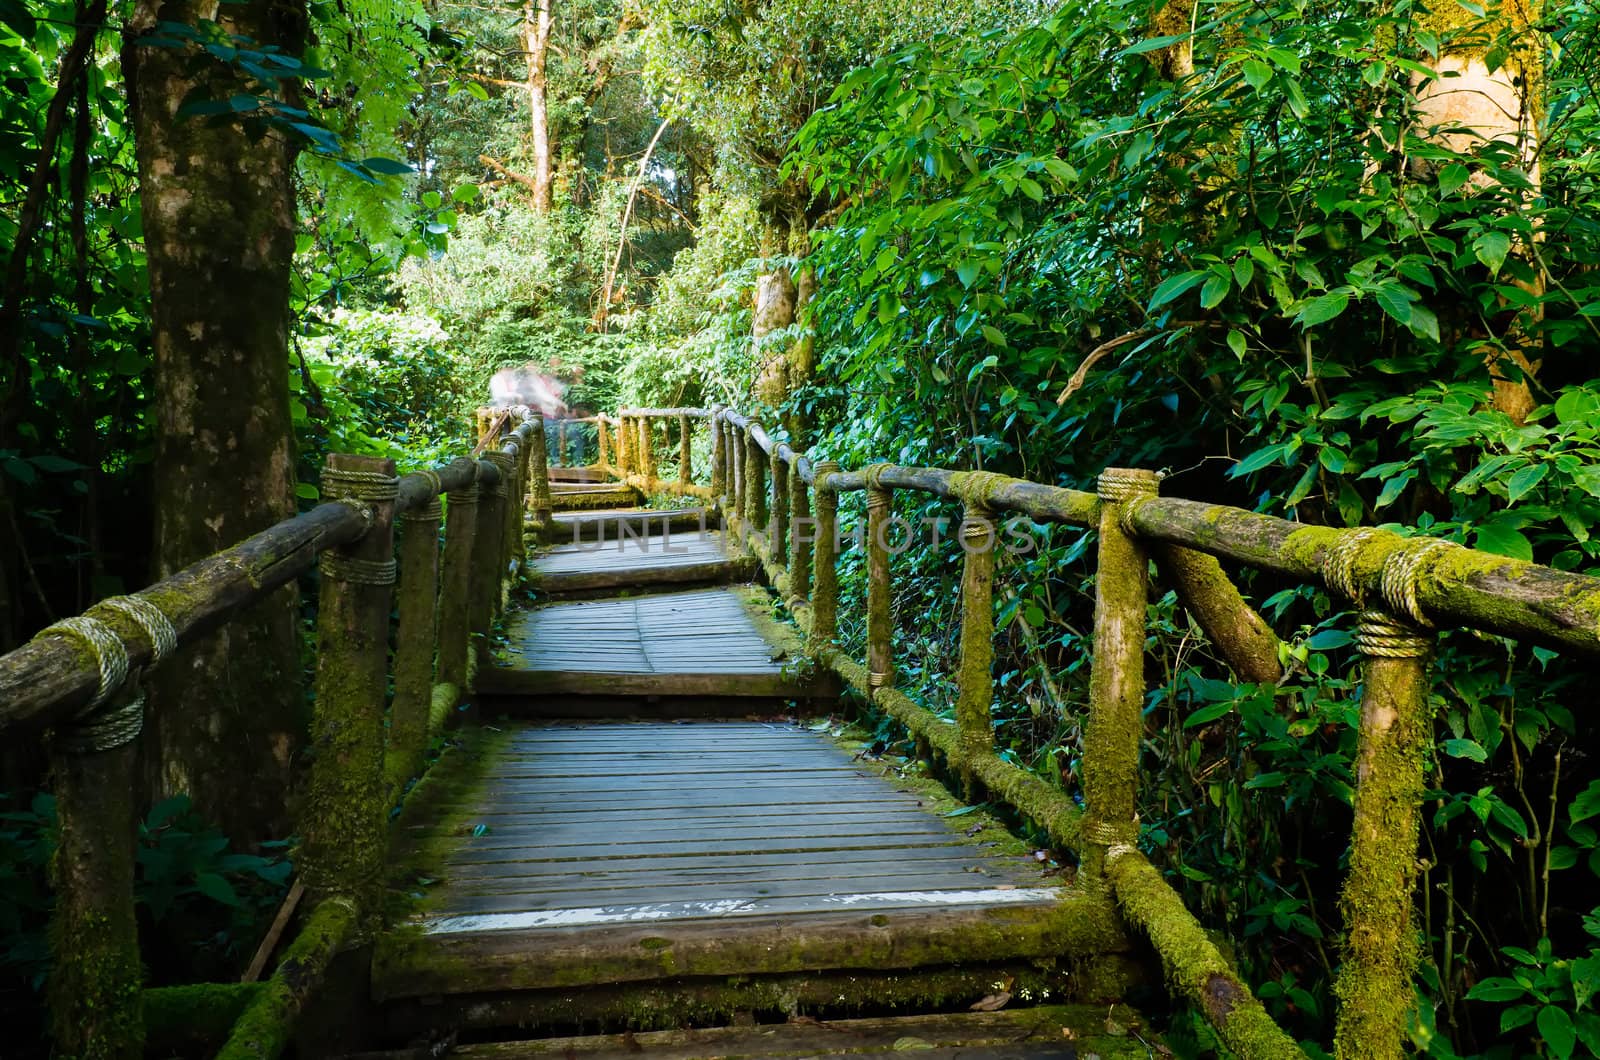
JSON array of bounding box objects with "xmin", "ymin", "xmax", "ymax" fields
[
  {"xmin": 556, "ymin": 403, "xmax": 1600, "ymax": 1060},
  {"xmin": 0, "ymin": 410, "xmax": 551, "ymax": 1060}
]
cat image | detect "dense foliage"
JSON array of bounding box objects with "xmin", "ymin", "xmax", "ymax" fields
[{"xmin": 7, "ymin": 0, "xmax": 1600, "ymax": 1055}]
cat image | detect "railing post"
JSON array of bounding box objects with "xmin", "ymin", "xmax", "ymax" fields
[
  {"xmin": 41, "ymin": 601, "xmax": 155, "ymax": 1060},
  {"xmin": 810, "ymin": 460, "xmax": 840, "ymax": 647},
  {"xmin": 616, "ymin": 416, "xmax": 631, "ymax": 477},
  {"xmin": 302, "ymin": 452, "xmax": 398, "ymax": 913},
  {"xmin": 771, "ymin": 453, "xmax": 790, "ymax": 571},
  {"xmin": 954, "ymin": 494, "xmax": 998, "ymax": 767},
  {"xmin": 436, "ymin": 469, "xmax": 479, "ymax": 693},
  {"xmin": 710, "ymin": 410, "xmax": 726, "ymax": 503},
  {"xmin": 641, "ymin": 416, "xmax": 657, "ymax": 485},
  {"xmin": 1333, "ymin": 608, "xmax": 1436, "ymax": 1059},
  {"xmin": 732, "ymin": 424, "xmax": 747, "ymax": 525},
  {"xmin": 744, "ymin": 430, "xmax": 765, "ymax": 530},
  {"xmin": 466, "ymin": 457, "xmax": 506, "ymax": 676},
  {"xmin": 789, "ymin": 464, "xmax": 812, "ymax": 600},
  {"xmin": 388, "ymin": 482, "xmax": 442, "ymax": 790},
  {"xmin": 557, "ymin": 420, "xmax": 569, "ymax": 468},
  {"xmin": 526, "ymin": 417, "xmax": 553, "ymax": 540},
  {"xmin": 500, "ymin": 441, "xmax": 525, "ymax": 585},
  {"xmin": 678, "ymin": 413, "xmax": 692, "ymax": 488},
  {"xmin": 866, "ymin": 470, "xmax": 895, "ymax": 697},
  {"xmin": 1081, "ymin": 467, "xmax": 1159, "ymax": 876},
  {"xmin": 597, "ymin": 417, "xmax": 610, "ymax": 470}
]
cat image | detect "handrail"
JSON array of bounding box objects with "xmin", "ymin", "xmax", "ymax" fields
[
  {"xmin": 549, "ymin": 400, "xmax": 1600, "ymax": 1060},
  {"xmin": 0, "ymin": 410, "xmax": 552, "ymax": 1060}
]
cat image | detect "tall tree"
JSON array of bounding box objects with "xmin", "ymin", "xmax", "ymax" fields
[
  {"xmin": 124, "ymin": 0, "xmax": 307, "ymax": 847},
  {"xmin": 527, "ymin": 0, "xmax": 554, "ymax": 211}
]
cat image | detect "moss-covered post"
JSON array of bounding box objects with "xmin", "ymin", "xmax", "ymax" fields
[
  {"xmin": 866, "ymin": 470, "xmax": 895, "ymax": 698},
  {"xmin": 1081, "ymin": 468, "xmax": 1159, "ymax": 877},
  {"xmin": 744, "ymin": 431, "xmax": 767, "ymax": 531},
  {"xmin": 466, "ymin": 458, "xmax": 505, "ymax": 677},
  {"xmin": 387, "ymin": 482, "xmax": 441, "ymax": 791},
  {"xmin": 789, "ymin": 467, "xmax": 812, "ymax": 601},
  {"xmin": 732, "ymin": 424, "xmax": 748, "ymax": 526},
  {"xmin": 556, "ymin": 420, "xmax": 569, "ymax": 468},
  {"xmin": 678, "ymin": 413, "xmax": 692, "ymax": 488},
  {"xmin": 436, "ymin": 471, "xmax": 479, "ymax": 693},
  {"xmin": 954, "ymin": 496, "xmax": 998, "ymax": 767},
  {"xmin": 526, "ymin": 417, "xmax": 553, "ymax": 541},
  {"xmin": 1154, "ymin": 543, "xmax": 1281, "ymax": 686},
  {"xmin": 1333, "ymin": 609, "xmax": 1435, "ymax": 1060},
  {"xmin": 48, "ymin": 680, "xmax": 145, "ymax": 1058},
  {"xmin": 810, "ymin": 460, "xmax": 841, "ymax": 647},
  {"xmin": 771, "ymin": 454, "xmax": 790, "ymax": 570},
  {"xmin": 639, "ymin": 417, "xmax": 655, "ymax": 486},
  {"xmin": 475, "ymin": 453, "xmax": 512, "ymax": 625},
  {"xmin": 301, "ymin": 453, "xmax": 397, "ymax": 914},
  {"xmin": 710, "ymin": 410, "xmax": 726, "ymax": 503},
  {"xmin": 597, "ymin": 417, "xmax": 610, "ymax": 471},
  {"xmin": 614, "ymin": 417, "xmax": 629, "ymax": 477}
]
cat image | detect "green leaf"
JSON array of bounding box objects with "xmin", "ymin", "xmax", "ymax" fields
[
  {"xmin": 1571, "ymin": 954, "xmax": 1600, "ymax": 1010},
  {"xmin": 1441, "ymin": 739, "xmax": 1488, "ymax": 763},
  {"xmin": 1231, "ymin": 443, "xmax": 1289, "ymax": 477},
  {"xmin": 1244, "ymin": 772, "xmax": 1286, "ymax": 789},
  {"xmin": 1474, "ymin": 523, "xmax": 1533, "ymax": 562},
  {"xmin": 1148, "ymin": 270, "xmax": 1208, "ymax": 309},
  {"xmin": 1227, "ymin": 330, "xmax": 1247, "ymax": 359},
  {"xmin": 1408, "ymin": 304, "xmax": 1441, "ymax": 342},
  {"xmin": 1242, "ymin": 59, "xmax": 1272, "ymax": 89},
  {"xmin": 1474, "ymin": 230, "xmax": 1512, "ymax": 276},
  {"xmin": 1375, "ymin": 469, "xmax": 1415, "ymax": 509},
  {"xmin": 0, "ymin": 0, "xmax": 37, "ymax": 39},
  {"xmin": 980, "ymin": 325, "xmax": 1006, "ymax": 347},
  {"xmin": 1467, "ymin": 977, "xmax": 1528, "ymax": 1002},
  {"xmin": 1299, "ymin": 291, "xmax": 1350, "ymax": 327},
  {"xmin": 1184, "ymin": 701, "xmax": 1235, "ymax": 727},
  {"xmin": 1538, "ymin": 1006, "xmax": 1576, "ymax": 1060},
  {"xmin": 1200, "ymin": 273, "xmax": 1230, "ymax": 309},
  {"xmin": 193, "ymin": 872, "xmax": 240, "ymax": 907},
  {"xmin": 1506, "ymin": 462, "xmax": 1548, "ymax": 504},
  {"xmin": 361, "ymin": 156, "xmax": 415, "ymax": 176},
  {"xmin": 955, "ymin": 261, "xmax": 982, "ymax": 288},
  {"xmin": 295, "ymin": 482, "xmax": 320, "ymax": 501},
  {"xmin": 1439, "ymin": 164, "xmax": 1471, "ymax": 196},
  {"xmin": 944, "ymin": 805, "xmax": 980, "ymax": 817},
  {"xmin": 1118, "ymin": 33, "xmax": 1187, "ymax": 57},
  {"xmin": 1571, "ymin": 780, "xmax": 1600, "ymax": 824}
]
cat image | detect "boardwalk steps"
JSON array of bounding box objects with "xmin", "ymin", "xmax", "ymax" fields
[
  {"xmin": 349, "ymin": 1005, "xmax": 1151, "ymax": 1059},
  {"xmin": 527, "ymin": 530, "xmax": 755, "ymax": 594},
  {"xmin": 375, "ymin": 722, "xmax": 1141, "ymax": 1051},
  {"xmin": 548, "ymin": 507, "xmax": 716, "ymax": 542},
  {"xmin": 551, "ymin": 481, "xmax": 646, "ymax": 511}
]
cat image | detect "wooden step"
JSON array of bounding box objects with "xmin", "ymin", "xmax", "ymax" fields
[
  {"xmin": 550, "ymin": 482, "xmax": 644, "ymax": 511},
  {"xmin": 348, "ymin": 1005, "xmax": 1153, "ymax": 1059},
  {"xmin": 478, "ymin": 588, "xmax": 827, "ymax": 699},
  {"xmin": 549, "ymin": 466, "xmax": 606, "ymax": 483},
  {"xmin": 528, "ymin": 531, "xmax": 754, "ymax": 594},
  {"xmin": 546, "ymin": 507, "xmax": 718, "ymax": 543}
]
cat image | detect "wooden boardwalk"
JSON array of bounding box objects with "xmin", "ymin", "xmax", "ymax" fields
[{"xmin": 369, "ymin": 484, "xmax": 1141, "ymax": 1053}]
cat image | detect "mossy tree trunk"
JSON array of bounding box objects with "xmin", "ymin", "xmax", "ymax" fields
[
  {"xmin": 126, "ymin": 0, "xmax": 308, "ymax": 849},
  {"xmin": 751, "ymin": 207, "xmax": 817, "ymax": 442},
  {"xmin": 526, "ymin": 0, "xmax": 553, "ymax": 211},
  {"xmin": 1414, "ymin": 0, "xmax": 1544, "ymax": 423}
]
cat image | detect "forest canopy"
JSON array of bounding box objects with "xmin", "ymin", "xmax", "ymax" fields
[{"xmin": 4, "ymin": 0, "xmax": 1600, "ymax": 1056}]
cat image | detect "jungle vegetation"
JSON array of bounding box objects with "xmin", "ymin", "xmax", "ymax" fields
[{"xmin": 3, "ymin": 0, "xmax": 1600, "ymax": 1055}]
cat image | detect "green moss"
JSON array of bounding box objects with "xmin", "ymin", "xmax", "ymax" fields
[
  {"xmin": 214, "ymin": 899, "xmax": 356, "ymax": 1060},
  {"xmin": 1332, "ymin": 652, "xmax": 1434, "ymax": 1059},
  {"xmin": 144, "ymin": 982, "xmax": 264, "ymax": 1052},
  {"xmin": 1106, "ymin": 849, "xmax": 1303, "ymax": 1059}
]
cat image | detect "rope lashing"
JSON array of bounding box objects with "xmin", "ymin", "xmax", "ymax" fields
[
  {"xmin": 1322, "ymin": 527, "xmax": 1381, "ymax": 604},
  {"xmin": 1355, "ymin": 609, "xmax": 1433, "ymax": 659},
  {"xmin": 446, "ymin": 482, "xmax": 480, "ymax": 509},
  {"xmin": 401, "ymin": 471, "xmax": 445, "ymax": 523},
  {"xmin": 1096, "ymin": 468, "xmax": 1162, "ymax": 536},
  {"xmin": 321, "ymin": 467, "xmax": 399, "ymax": 503},
  {"xmin": 1379, "ymin": 537, "xmax": 1455, "ymax": 628},
  {"xmin": 39, "ymin": 594, "xmax": 180, "ymax": 753},
  {"xmin": 864, "ymin": 464, "xmax": 893, "ymax": 513},
  {"xmin": 949, "ymin": 470, "xmax": 1009, "ymax": 512},
  {"xmin": 319, "ymin": 554, "xmax": 398, "ymax": 587},
  {"xmin": 1085, "ymin": 817, "xmax": 1139, "ymax": 847}
]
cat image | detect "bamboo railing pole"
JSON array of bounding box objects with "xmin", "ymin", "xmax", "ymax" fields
[
  {"xmin": 1081, "ymin": 468, "xmax": 1159, "ymax": 875},
  {"xmin": 1332, "ymin": 610, "xmax": 1435, "ymax": 1059},
  {"xmin": 710, "ymin": 410, "xmax": 726, "ymax": 502},
  {"xmin": 557, "ymin": 420, "xmax": 569, "ymax": 467},
  {"xmin": 643, "ymin": 416, "xmax": 658, "ymax": 485},
  {"xmin": 955, "ymin": 500, "xmax": 998, "ymax": 765},
  {"xmin": 483, "ymin": 452, "xmax": 515, "ymax": 618},
  {"xmin": 678, "ymin": 413, "xmax": 692, "ymax": 488},
  {"xmin": 597, "ymin": 416, "xmax": 610, "ymax": 470},
  {"xmin": 866, "ymin": 474, "xmax": 895, "ymax": 697},
  {"xmin": 732, "ymin": 423, "xmax": 748, "ymax": 524},
  {"xmin": 301, "ymin": 453, "xmax": 398, "ymax": 912},
  {"xmin": 771, "ymin": 453, "xmax": 790, "ymax": 573},
  {"xmin": 811, "ymin": 460, "xmax": 841, "ymax": 647},
  {"xmin": 789, "ymin": 466, "xmax": 812, "ymax": 601},
  {"xmin": 435, "ymin": 471, "xmax": 479, "ymax": 693},
  {"xmin": 526, "ymin": 417, "xmax": 553, "ymax": 540},
  {"xmin": 1153, "ymin": 543, "xmax": 1281, "ymax": 685},
  {"xmin": 466, "ymin": 458, "xmax": 506, "ymax": 674},
  {"xmin": 744, "ymin": 429, "xmax": 766, "ymax": 530},
  {"xmin": 615, "ymin": 416, "xmax": 630, "ymax": 477},
  {"xmin": 49, "ymin": 710, "xmax": 144, "ymax": 1058},
  {"xmin": 387, "ymin": 486, "xmax": 442, "ymax": 790}
]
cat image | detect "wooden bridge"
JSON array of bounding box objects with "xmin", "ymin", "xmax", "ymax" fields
[{"xmin": 6, "ymin": 405, "xmax": 1600, "ymax": 1059}]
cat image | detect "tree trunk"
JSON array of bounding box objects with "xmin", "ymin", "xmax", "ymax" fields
[
  {"xmin": 126, "ymin": 0, "xmax": 308, "ymax": 849},
  {"xmin": 527, "ymin": 0, "xmax": 554, "ymax": 213},
  {"xmin": 1414, "ymin": 1, "xmax": 1543, "ymax": 423}
]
